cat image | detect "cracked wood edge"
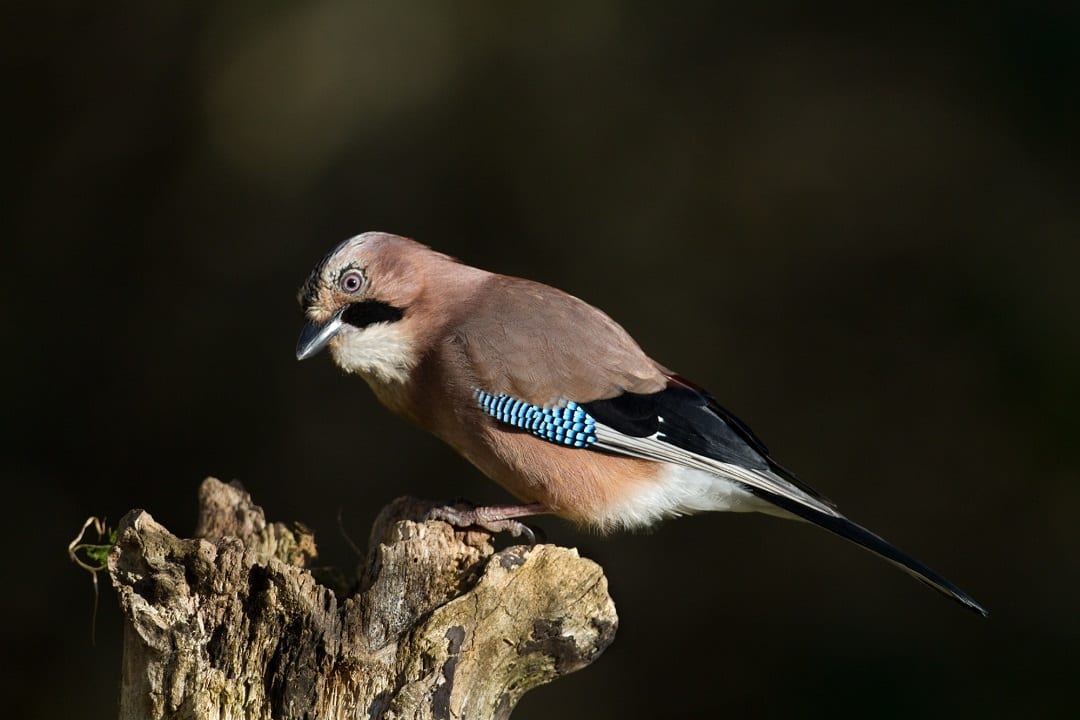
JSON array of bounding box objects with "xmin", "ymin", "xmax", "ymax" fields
[{"xmin": 108, "ymin": 477, "xmax": 618, "ymax": 719}]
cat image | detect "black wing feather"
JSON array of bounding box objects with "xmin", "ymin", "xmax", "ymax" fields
[
  {"xmin": 584, "ymin": 386, "xmax": 767, "ymax": 470},
  {"xmin": 581, "ymin": 390, "xmax": 661, "ymax": 437},
  {"xmin": 583, "ymin": 379, "xmax": 834, "ymax": 506},
  {"xmin": 745, "ymin": 484, "xmax": 988, "ymax": 616}
]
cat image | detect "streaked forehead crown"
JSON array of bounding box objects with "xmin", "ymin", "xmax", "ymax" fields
[
  {"xmin": 297, "ymin": 233, "xmax": 383, "ymax": 311},
  {"xmin": 297, "ymin": 232, "xmax": 442, "ymax": 313}
]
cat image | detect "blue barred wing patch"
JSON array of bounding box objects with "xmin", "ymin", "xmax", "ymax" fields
[{"xmin": 475, "ymin": 390, "xmax": 598, "ymax": 448}]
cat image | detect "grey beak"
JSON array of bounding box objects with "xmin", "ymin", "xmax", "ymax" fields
[{"xmin": 296, "ymin": 311, "xmax": 345, "ymax": 361}]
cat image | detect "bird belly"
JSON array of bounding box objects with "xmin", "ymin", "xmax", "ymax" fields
[
  {"xmin": 469, "ymin": 429, "xmax": 783, "ymax": 532},
  {"xmin": 596, "ymin": 464, "xmax": 788, "ymax": 530}
]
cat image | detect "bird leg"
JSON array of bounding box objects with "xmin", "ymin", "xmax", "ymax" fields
[{"xmin": 426, "ymin": 502, "xmax": 549, "ymax": 544}]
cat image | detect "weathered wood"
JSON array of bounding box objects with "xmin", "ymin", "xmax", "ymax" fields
[{"xmin": 108, "ymin": 478, "xmax": 617, "ymax": 719}]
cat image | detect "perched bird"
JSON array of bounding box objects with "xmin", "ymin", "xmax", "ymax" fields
[{"xmin": 297, "ymin": 231, "xmax": 987, "ymax": 616}]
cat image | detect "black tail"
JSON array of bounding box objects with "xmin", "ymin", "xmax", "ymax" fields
[{"xmin": 749, "ymin": 487, "xmax": 988, "ymax": 617}]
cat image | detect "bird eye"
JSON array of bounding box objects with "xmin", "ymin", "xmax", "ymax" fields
[{"xmin": 339, "ymin": 269, "xmax": 365, "ymax": 294}]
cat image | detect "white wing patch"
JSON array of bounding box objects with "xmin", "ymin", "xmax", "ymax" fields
[{"xmin": 592, "ymin": 420, "xmax": 843, "ymax": 519}]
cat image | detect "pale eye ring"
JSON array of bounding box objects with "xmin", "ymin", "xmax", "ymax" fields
[{"xmin": 339, "ymin": 269, "xmax": 365, "ymax": 294}]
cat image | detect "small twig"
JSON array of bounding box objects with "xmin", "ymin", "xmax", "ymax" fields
[
  {"xmin": 336, "ymin": 506, "xmax": 364, "ymax": 558},
  {"xmin": 68, "ymin": 516, "xmax": 115, "ymax": 644}
]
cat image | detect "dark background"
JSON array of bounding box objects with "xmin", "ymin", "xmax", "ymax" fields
[{"xmin": 5, "ymin": 2, "xmax": 1078, "ymax": 717}]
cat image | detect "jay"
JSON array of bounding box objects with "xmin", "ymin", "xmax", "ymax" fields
[{"xmin": 296, "ymin": 232, "xmax": 986, "ymax": 616}]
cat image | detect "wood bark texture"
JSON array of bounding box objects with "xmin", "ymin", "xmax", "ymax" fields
[{"xmin": 108, "ymin": 478, "xmax": 618, "ymax": 720}]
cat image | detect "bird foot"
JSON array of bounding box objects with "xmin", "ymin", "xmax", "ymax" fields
[{"xmin": 425, "ymin": 502, "xmax": 547, "ymax": 545}]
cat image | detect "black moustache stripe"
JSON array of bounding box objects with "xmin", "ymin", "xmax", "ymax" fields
[{"xmin": 342, "ymin": 300, "xmax": 406, "ymax": 329}]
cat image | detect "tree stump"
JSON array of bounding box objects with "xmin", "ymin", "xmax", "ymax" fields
[{"xmin": 108, "ymin": 478, "xmax": 618, "ymax": 719}]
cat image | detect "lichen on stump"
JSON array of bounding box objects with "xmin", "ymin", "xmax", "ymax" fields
[{"xmin": 108, "ymin": 478, "xmax": 618, "ymax": 719}]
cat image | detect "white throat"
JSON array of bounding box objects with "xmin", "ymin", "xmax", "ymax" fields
[{"xmin": 329, "ymin": 322, "xmax": 416, "ymax": 385}]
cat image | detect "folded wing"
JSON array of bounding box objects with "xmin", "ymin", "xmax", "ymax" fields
[{"xmin": 581, "ymin": 378, "xmax": 988, "ymax": 617}]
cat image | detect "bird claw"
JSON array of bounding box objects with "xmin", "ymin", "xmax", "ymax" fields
[{"xmin": 425, "ymin": 503, "xmax": 543, "ymax": 545}]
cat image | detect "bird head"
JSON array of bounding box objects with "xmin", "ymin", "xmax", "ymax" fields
[{"xmin": 295, "ymin": 232, "xmax": 446, "ymax": 383}]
